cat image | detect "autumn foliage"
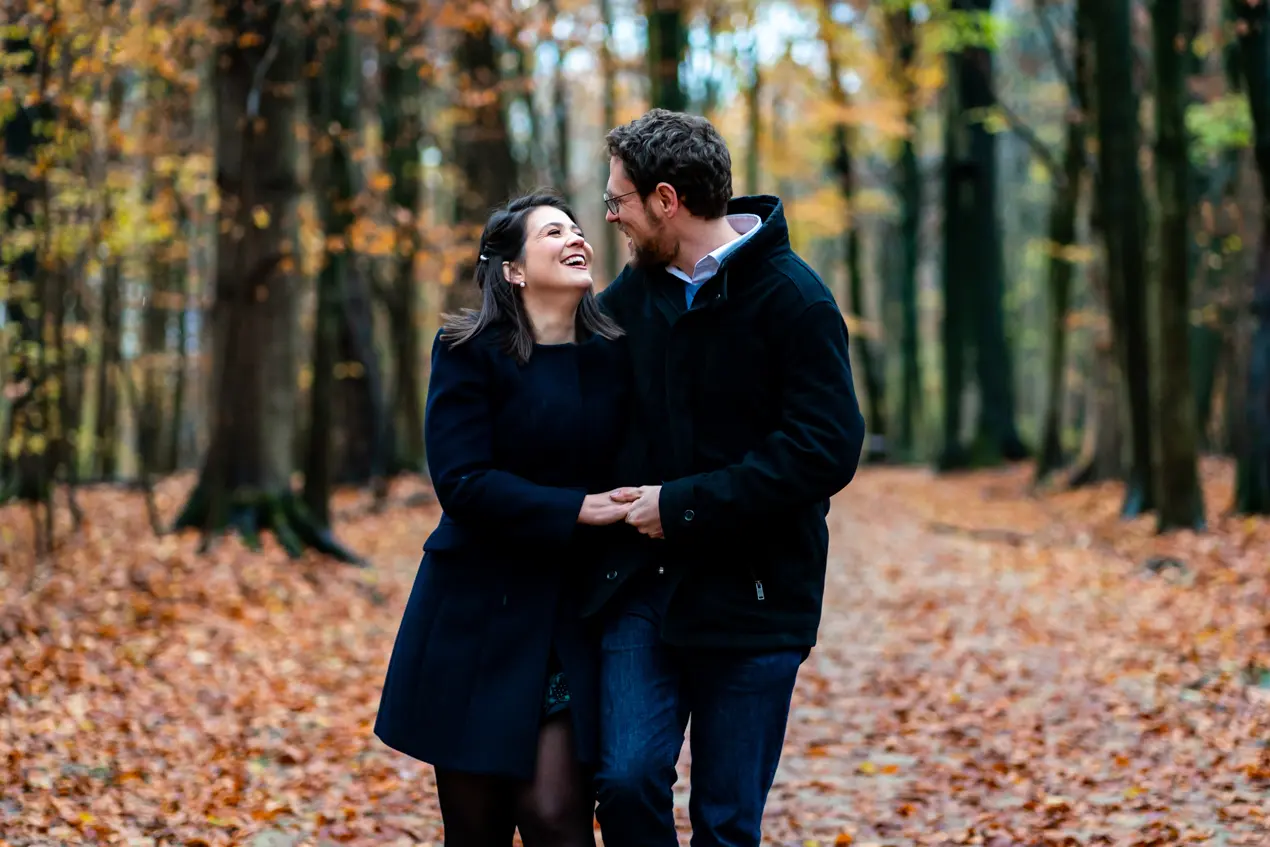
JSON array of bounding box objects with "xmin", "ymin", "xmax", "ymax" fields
[{"xmin": 4, "ymin": 0, "xmax": 1270, "ymax": 840}]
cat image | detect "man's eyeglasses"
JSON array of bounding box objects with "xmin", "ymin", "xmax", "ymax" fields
[{"xmin": 603, "ymin": 190, "xmax": 639, "ymax": 215}]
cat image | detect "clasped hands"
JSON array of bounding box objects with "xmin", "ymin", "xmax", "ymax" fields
[{"xmin": 577, "ymin": 485, "xmax": 663, "ymax": 538}]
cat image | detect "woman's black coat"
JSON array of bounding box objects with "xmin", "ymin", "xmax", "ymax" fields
[{"xmin": 374, "ymin": 327, "xmax": 629, "ymax": 779}]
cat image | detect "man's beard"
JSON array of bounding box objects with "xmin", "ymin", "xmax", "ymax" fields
[{"xmin": 627, "ymin": 216, "xmax": 678, "ymax": 269}]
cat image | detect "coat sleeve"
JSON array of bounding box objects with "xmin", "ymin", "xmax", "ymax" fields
[
  {"xmin": 658, "ymin": 301, "xmax": 865, "ymax": 539},
  {"xmin": 425, "ymin": 335, "xmax": 587, "ymax": 545}
]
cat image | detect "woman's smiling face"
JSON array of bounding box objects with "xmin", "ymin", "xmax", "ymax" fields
[{"xmin": 504, "ymin": 205, "xmax": 594, "ymax": 291}]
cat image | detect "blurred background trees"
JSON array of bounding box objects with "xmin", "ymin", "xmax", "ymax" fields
[{"xmin": 3, "ymin": 0, "xmax": 1269, "ymax": 557}]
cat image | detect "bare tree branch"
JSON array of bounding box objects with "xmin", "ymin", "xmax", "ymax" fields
[
  {"xmin": 993, "ymin": 94, "xmax": 1066, "ymax": 181},
  {"xmin": 1035, "ymin": 0, "xmax": 1081, "ymax": 107}
]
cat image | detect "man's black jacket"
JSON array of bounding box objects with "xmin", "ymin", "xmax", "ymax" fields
[{"xmin": 586, "ymin": 195, "xmax": 866, "ymax": 650}]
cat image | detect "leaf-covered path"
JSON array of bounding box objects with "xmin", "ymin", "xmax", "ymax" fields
[
  {"xmin": 763, "ymin": 464, "xmax": 1270, "ymax": 846},
  {"xmin": 2, "ymin": 463, "xmax": 1269, "ymax": 845}
]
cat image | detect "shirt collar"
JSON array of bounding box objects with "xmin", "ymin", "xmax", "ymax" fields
[{"xmin": 666, "ymin": 214, "xmax": 763, "ymax": 285}]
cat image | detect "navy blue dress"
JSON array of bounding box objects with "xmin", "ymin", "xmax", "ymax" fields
[{"xmin": 374, "ymin": 325, "xmax": 629, "ymax": 780}]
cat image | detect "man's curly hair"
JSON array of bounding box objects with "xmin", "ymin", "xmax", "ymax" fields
[{"xmin": 605, "ymin": 109, "xmax": 732, "ymax": 219}]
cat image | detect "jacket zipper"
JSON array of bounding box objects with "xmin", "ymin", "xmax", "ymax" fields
[{"xmin": 750, "ymin": 566, "xmax": 765, "ymax": 601}]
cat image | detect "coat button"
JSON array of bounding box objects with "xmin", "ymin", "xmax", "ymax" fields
[
  {"xmin": 683, "ymin": 509, "xmax": 694, "ymax": 522},
  {"xmin": 606, "ymin": 570, "xmax": 617, "ymax": 580}
]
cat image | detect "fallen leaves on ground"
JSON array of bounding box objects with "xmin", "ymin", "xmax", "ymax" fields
[
  {"xmin": 769, "ymin": 459, "xmax": 1270, "ymax": 847},
  {"xmin": 1, "ymin": 460, "xmax": 1268, "ymax": 846},
  {"xmin": 1, "ymin": 474, "xmax": 445, "ymax": 847}
]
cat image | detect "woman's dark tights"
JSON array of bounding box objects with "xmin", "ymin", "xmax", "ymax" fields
[{"xmin": 435, "ymin": 713, "xmax": 595, "ymax": 847}]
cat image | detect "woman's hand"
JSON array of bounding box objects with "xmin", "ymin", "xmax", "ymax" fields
[{"xmin": 577, "ymin": 488, "xmax": 642, "ymax": 525}]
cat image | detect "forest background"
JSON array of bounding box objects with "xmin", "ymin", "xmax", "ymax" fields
[
  {"xmin": 2, "ymin": 0, "xmax": 1269, "ymax": 549},
  {"xmin": 4, "ymin": 0, "xmax": 1270, "ymax": 844}
]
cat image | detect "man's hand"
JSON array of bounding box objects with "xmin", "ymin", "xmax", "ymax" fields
[
  {"xmin": 578, "ymin": 489, "xmax": 638, "ymax": 525},
  {"xmin": 620, "ymin": 485, "xmax": 663, "ymax": 538}
]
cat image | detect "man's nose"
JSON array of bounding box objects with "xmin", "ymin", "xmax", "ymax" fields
[{"xmin": 605, "ymin": 210, "xmax": 619, "ymax": 224}]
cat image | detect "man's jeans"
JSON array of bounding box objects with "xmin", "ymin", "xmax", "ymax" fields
[{"xmin": 594, "ymin": 592, "xmax": 805, "ymax": 847}]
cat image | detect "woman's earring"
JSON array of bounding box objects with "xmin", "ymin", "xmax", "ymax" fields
[{"xmin": 515, "ymin": 280, "xmax": 526, "ymax": 288}]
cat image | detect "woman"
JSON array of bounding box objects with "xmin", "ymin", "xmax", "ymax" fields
[{"xmin": 374, "ymin": 192, "xmax": 633, "ymax": 847}]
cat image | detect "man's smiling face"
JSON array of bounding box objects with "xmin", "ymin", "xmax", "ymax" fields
[{"xmin": 605, "ymin": 156, "xmax": 678, "ymax": 269}]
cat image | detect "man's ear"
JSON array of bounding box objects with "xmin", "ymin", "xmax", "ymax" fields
[{"xmin": 653, "ymin": 182, "xmax": 680, "ymax": 217}]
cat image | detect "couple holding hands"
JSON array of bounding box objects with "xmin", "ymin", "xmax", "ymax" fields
[{"xmin": 374, "ymin": 109, "xmax": 866, "ymax": 847}]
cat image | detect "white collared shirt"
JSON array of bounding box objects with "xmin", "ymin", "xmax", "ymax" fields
[{"xmin": 666, "ymin": 214, "xmax": 763, "ymax": 307}]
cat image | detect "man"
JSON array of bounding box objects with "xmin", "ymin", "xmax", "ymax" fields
[{"xmin": 587, "ymin": 108, "xmax": 866, "ymax": 847}]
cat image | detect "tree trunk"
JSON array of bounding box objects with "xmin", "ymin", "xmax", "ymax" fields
[
  {"xmin": 1149, "ymin": 0, "xmax": 1205, "ymax": 531},
  {"xmin": 888, "ymin": 8, "xmax": 923, "ymax": 461},
  {"xmin": 1185, "ymin": 0, "xmax": 1231, "ymax": 451},
  {"xmin": 940, "ymin": 0, "xmax": 1026, "ymax": 470},
  {"xmin": 387, "ymin": 286, "xmax": 424, "ymax": 471},
  {"xmin": 939, "ymin": 53, "xmax": 972, "ymax": 470},
  {"xmin": 450, "ymin": 14, "xmax": 519, "ymax": 314},
  {"xmin": 169, "ymin": 259, "xmax": 187, "ymax": 473},
  {"xmin": 1093, "ymin": 0, "xmax": 1155, "ymax": 517},
  {"xmin": 95, "ymin": 262, "xmax": 123, "ymax": 480},
  {"xmin": 1190, "ymin": 320, "xmax": 1223, "ymax": 448},
  {"xmin": 646, "ymin": 0, "xmax": 686, "ymax": 111},
  {"xmin": 1234, "ymin": 0, "xmax": 1270, "ymax": 515},
  {"xmin": 1069, "ymin": 333, "xmax": 1126, "ymax": 487},
  {"xmin": 1070, "ymin": 125, "xmax": 1125, "ymax": 489},
  {"xmin": 697, "ymin": 6, "xmax": 723, "ymax": 119},
  {"xmin": 1036, "ymin": 0, "xmax": 1090, "ymax": 482},
  {"xmin": 599, "ymin": 0, "xmax": 620, "ymax": 282},
  {"xmin": 139, "ymin": 241, "xmax": 172, "ymax": 476},
  {"xmin": 332, "ymin": 269, "xmax": 387, "ymax": 486},
  {"xmin": 173, "ymin": 0, "xmax": 355, "ymax": 562},
  {"xmin": 90, "ymin": 72, "xmax": 128, "ymax": 482},
  {"xmin": 1188, "ymin": 148, "xmax": 1241, "ymax": 453},
  {"xmin": 821, "ymin": 1, "xmax": 886, "ymax": 461},
  {"xmin": 745, "ymin": 3, "xmax": 761, "ymax": 196},
  {"xmin": 138, "ymin": 47, "xmax": 192, "ymax": 478},
  {"xmin": 546, "ymin": 0, "xmax": 571, "ymax": 203},
  {"xmin": 963, "ymin": 0, "xmax": 1026, "ymax": 464},
  {"xmin": 300, "ymin": 5, "xmax": 386, "ymax": 500},
  {"xmin": 43, "ymin": 231, "xmax": 70, "ymax": 546},
  {"xmin": 303, "ymin": 0, "xmax": 357, "ymax": 528},
  {"xmin": 0, "ymin": 30, "xmax": 54, "ymax": 514},
  {"xmin": 381, "ymin": 0, "xmax": 426, "ymax": 472}
]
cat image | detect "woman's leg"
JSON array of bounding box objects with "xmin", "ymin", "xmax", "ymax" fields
[
  {"xmin": 435, "ymin": 768, "xmax": 517, "ymax": 847},
  {"xmin": 515, "ymin": 713, "xmax": 597, "ymax": 847}
]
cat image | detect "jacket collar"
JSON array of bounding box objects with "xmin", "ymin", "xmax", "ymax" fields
[
  {"xmin": 646, "ymin": 194, "xmax": 788, "ymax": 317},
  {"xmin": 713, "ymin": 195, "xmax": 787, "ymax": 275}
]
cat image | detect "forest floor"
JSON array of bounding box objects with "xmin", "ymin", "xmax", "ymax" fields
[{"xmin": 2, "ymin": 460, "xmax": 1270, "ymax": 846}]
